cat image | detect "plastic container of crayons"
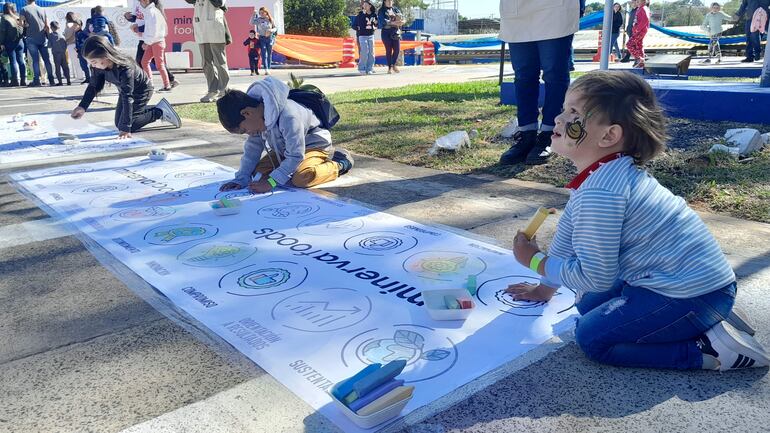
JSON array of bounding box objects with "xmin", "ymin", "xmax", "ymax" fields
[
  {"xmin": 422, "ymin": 288, "xmax": 475, "ymax": 321},
  {"xmin": 210, "ymin": 197, "xmax": 241, "ymax": 216},
  {"xmin": 329, "ymin": 360, "xmax": 414, "ymax": 429}
]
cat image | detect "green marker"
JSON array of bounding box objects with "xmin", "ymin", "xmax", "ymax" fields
[{"xmin": 466, "ymin": 275, "xmax": 477, "ymax": 296}]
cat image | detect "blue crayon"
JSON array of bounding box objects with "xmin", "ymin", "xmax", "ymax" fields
[
  {"xmin": 347, "ymin": 359, "xmax": 406, "ymax": 402},
  {"xmin": 348, "ymin": 379, "xmax": 404, "ymax": 412},
  {"xmin": 331, "ymin": 363, "xmax": 381, "ymax": 401}
]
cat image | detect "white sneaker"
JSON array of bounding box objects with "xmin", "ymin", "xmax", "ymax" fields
[
  {"xmin": 155, "ymin": 98, "xmax": 181, "ymax": 128},
  {"xmin": 705, "ymin": 321, "xmax": 769, "ymax": 371},
  {"xmin": 200, "ymin": 92, "xmax": 218, "ymax": 103}
]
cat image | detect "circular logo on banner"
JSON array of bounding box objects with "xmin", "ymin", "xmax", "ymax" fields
[
  {"xmin": 257, "ymin": 202, "xmax": 321, "ymax": 219},
  {"xmin": 475, "ymin": 275, "xmax": 576, "ymax": 318},
  {"xmin": 110, "ymin": 205, "xmax": 176, "ymax": 222},
  {"xmin": 296, "ymin": 215, "xmax": 365, "ymax": 236},
  {"xmin": 214, "ymin": 189, "xmax": 273, "ymax": 201},
  {"xmin": 340, "ymin": 324, "xmax": 458, "ymax": 383},
  {"xmin": 71, "ymin": 184, "xmax": 129, "ymax": 194},
  {"xmin": 144, "ymin": 223, "xmax": 219, "ymax": 245},
  {"xmin": 402, "ymin": 250, "xmax": 487, "ymax": 282},
  {"xmin": 271, "ymin": 288, "xmax": 372, "ymax": 332},
  {"xmin": 220, "ymin": 261, "xmax": 309, "ymax": 297},
  {"xmin": 164, "ymin": 169, "xmax": 217, "ymax": 179},
  {"xmin": 344, "ymin": 231, "xmax": 419, "ymax": 256},
  {"xmin": 177, "ymin": 241, "xmax": 257, "ymax": 268}
]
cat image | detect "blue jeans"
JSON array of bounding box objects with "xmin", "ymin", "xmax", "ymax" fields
[
  {"xmin": 77, "ymin": 52, "xmax": 91, "ymax": 82},
  {"xmin": 25, "ymin": 37, "xmax": 55, "ymax": 84},
  {"xmin": 358, "ymin": 35, "xmax": 375, "ymax": 73},
  {"xmin": 574, "ymin": 281, "xmax": 736, "ymax": 370},
  {"xmin": 745, "ymin": 20, "xmax": 761, "ymax": 60},
  {"xmin": 610, "ymin": 32, "xmax": 621, "ymax": 59},
  {"xmin": 508, "ymin": 34, "xmax": 572, "ymax": 129},
  {"xmin": 259, "ymin": 36, "xmax": 273, "ymax": 70},
  {"xmin": 4, "ymin": 39, "xmax": 25, "ymax": 83}
]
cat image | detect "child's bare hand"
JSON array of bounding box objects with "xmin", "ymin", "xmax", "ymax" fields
[
  {"xmin": 219, "ymin": 181, "xmax": 242, "ymax": 192},
  {"xmin": 71, "ymin": 106, "xmax": 85, "ymax": 119},
  {"xmin": 118, "ymin": 131, "xmax": 132, "ymax": 139},
  {"xmin": 248, "ymin": 179, "xmax": 273, "ymax": 194},
  {"xmin": 513, "ymin": 230, "xmax": 540, "ymax": 267},
  {"xmin": 505, "ymin": 282, "xmax": 557, "ymax": 302}
]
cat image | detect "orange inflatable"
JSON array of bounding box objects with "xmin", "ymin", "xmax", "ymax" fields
[{"xmin": 273, "ymin": 34, "xmax": 432, "ymax": 65}]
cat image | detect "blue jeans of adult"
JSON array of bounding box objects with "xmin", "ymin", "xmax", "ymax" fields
[
  {"xmin": 610, "ymin": 32, "xmax": 621, "ymax": 59},
  {"xmin": 574, "ymin": 280, "xmax": 736, "ymax": 370},
  {"xmin": 358, "ymin": 35, "xmax": 375, "ymax": 73},
  {"xmin": 25, "ymin": 37, "xmax": 55, "ymax": 85},
  {"xmin": 4, "ymin": 39, "xmax": 26, "ymax": 83},
  {"xmin": 259, "ymin": 36, "xmax": 273, "ymax": 70},
  {"xmin": 381, "ymin": 29, "xmax": 401, "ymax": 67},
  {"xmin": 77, "ymin": 52, "xmax": 91, "ymax": 82},
  {"xmin": 508, "ymin": 34, "xmax": 572, "ymax": 130},
  {"xmin": 745, "ymin": 20, "xmax": 762, "ymax": 60}
]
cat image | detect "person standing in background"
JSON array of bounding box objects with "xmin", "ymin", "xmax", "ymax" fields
[
  {"xmin": 0, "ymin": 3, "xmax": 26, "ymax": 87},
  {"xmin": 64, "ymin": 13, "xmax": 83, "ymax": 81},
  {"xmin": 252, "ymin": 7, "xmax": 275, "ymax": 75},
  {"xmin": 48, "ymin": 21, "xmax": 70, "ymax": 85},
  {"xmin": 620, "ymin": 0, "xmax": 637, "ymax": 63},
  {"xmin": 625, "ymin": 0, "xmax": 649, "ymax": 68},
  {"xmin": 186, "ymin": 0, "xmax": 231, "ymax": 102},
  {"xmin": 378, "ymin": 0, "xmax": 404, "ymax": 74},
  {"xmin": 139, "ymin": 0, "xmax": 171, "ymax": 91},
  {"xmin": 735, "ymin": 0, "xmax": 770, "ymax": 62},
  {"xmin": 243, "ymin": 29, "xmax": 260, "ymax": 75},
  {"xmin": 497, "ymin": 0, "xmax": 580, "ymax": 166},
  {"xmin": 354, "ymin": 1, "xmax": 377, "ymax": 75},
  {"xmin": 125, "ymin": 0, "xmax": 179, "ymax": 91},
  {"xmin": 610, "ymin": 3, "xmax": 623, "ymax": 60},
  {"xmin": 20, "ymin": 0, "xmax": 55, "ymax": 87}
]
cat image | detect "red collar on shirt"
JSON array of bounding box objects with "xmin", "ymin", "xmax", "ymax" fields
[{"xmin": 565, "ymin": 152, "xmax": 626, "ymax": 190}]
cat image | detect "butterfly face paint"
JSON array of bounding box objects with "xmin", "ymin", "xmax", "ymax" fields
[{"xmin": 565, "ymin": 111, "xmax": 593, "ymax": 147}]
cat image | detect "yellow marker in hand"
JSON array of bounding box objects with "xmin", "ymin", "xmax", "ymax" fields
[{"xmin": 522, "ymin": 207, "xmax": 550, "ymax": 240}]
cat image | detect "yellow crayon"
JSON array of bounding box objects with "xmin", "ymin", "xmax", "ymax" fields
[{"xmin": 522, "ymin": 207, "xmax": 549, "ymax": 240}]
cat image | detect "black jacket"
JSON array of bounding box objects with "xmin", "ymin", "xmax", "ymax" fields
[
  {"xmin": 354, "ymin": 11, "xmax": 378, "ymax": 37},
  {"xmin": 626, "ymin": 7, "xmax": 637, "ymax": 36},
  {"xmin": 612, "ymin": 10, "xmax": 623, "ymax": 34},
  {"xmin": 737, "ymin": 0, "xmax": 770, "ymax": 18},
  {"xmin": 78, "ymin": 62, "xmax": 153, "ymax": 132}
]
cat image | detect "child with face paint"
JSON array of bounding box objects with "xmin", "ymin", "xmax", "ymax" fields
[{"xmin": 507, "ymin": 71, "xmax": 768, "ymax": 372}]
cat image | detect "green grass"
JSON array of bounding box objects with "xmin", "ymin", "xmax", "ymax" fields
[{"xmin": 175, "ymin": 80, "xmax": 770, "ymax": 223}]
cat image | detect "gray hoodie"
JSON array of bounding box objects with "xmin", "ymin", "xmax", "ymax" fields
[{"xmin": 232, "ymin": 77, "xmax": 332, "ymax": 187}]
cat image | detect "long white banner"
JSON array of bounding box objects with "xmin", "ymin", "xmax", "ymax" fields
[{"xmin": 11, "ymin": 153, "xmax": 576, "ymax": 432}]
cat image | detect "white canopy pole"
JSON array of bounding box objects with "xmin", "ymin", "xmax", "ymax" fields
[{"xmin": 600, "ymin": 0, "xmax": 614, "ymax": 70}]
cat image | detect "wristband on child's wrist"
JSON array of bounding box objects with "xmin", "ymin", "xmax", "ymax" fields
[
  {"xmin": 529, "ymin": 252, "xmax": 546, "ymax": 273},
  {"xmin": 267, "ymin": 177, "xmax": 277, "ymax": 189}
]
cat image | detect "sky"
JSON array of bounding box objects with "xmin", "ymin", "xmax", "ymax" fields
[{"xmin": 456, "ymin": 0, "xmax": 731, "ymax": 19}]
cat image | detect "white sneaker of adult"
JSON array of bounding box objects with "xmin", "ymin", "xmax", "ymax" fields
[
  {"xmin": 706, "ymin": 321, "xmax": 769, "ymax": 371},
  {"xmin": 155, "ymin": 98, "xmax": 181, "ymax": 128}
]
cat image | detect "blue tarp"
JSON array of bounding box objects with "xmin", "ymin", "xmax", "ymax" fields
[{"xmin": 436, "ymin": 11, "xmax": 746, "ymax": 50}]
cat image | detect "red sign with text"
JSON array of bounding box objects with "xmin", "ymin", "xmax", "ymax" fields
[{"xmin": 164, "ymin": 7, "xmax": 254, "ymax": 69}]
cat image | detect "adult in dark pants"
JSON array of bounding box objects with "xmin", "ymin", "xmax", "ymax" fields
[
  {"xmin": 498, "ymin": 0, "xmax": 580, "ymax": 166},
  {"xmin": 620, "ymin": 0, "xmax": 637, "ymax": 63},
  {"xmin": 378, "ymin": 0, "xmax": 404, "ymax": 74},
  {"xmin": 610, "ymin": 3, "xmax": 624, "ymax": 60},
  {"xmin": 735, "ymin": 0, "xmax": 770, "ymax": 62},
  {"xmin": 124, "ymin": 1, "xmax": 179, "ymax": 89}
]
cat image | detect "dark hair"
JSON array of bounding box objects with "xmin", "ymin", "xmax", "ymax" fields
[
  {"xmin": 216, "ymin": 89, "xmax": 264, "ymax": 131},
  {"xmin": 249, "ymin": 29, "xmax": 256, "ymax": 33},
  {"xmin": 711, "ymin": 2, "xmax": 720, "ymax": 7},
  {"xmin": 50, "ymin": 20, "xmax": 60, "ymax": 31},
  {"xmin": 82, "ymin": 35, "xmax": 138, "ymax": 68},
  {"xmin": 93, "ymin": 5, "xmax": 103, "ymax": 15},
  {"xmin": 570, "ymin": 71, "xmax": 668, "ymax": 165},
  {"xmin": 3, "ymin": 2, "xmax": 18, "ymax": 16}
]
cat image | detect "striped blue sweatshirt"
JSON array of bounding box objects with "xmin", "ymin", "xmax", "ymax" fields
[{"xmin": 543, "ymin": 156, "xmax": 735, "ymax": 299}]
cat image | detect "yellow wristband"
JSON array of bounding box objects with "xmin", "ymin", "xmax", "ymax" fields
[
  {"xmin": 529, "ymin": 252, "xmax": 546, "ymax": 273},
  {"xmin": 267, "ymin": 177, "xmax": 277, "ymax": 188}
]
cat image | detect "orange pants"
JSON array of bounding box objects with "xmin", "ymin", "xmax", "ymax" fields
[{"xmin": 253, "ymin": 149, "xmax": 339, "ymax": 188}]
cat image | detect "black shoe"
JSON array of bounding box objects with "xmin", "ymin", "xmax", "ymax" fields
[
  {"xmin": 9, "ymin": 80, "xmax": 19, "ymax": 87},
  {"xmin": 569, "ymin": 65, "xmax": 576, "ymax": 71},
  {"xmin": 20, "ymin": 80, "xmax": 26, "ymax": 87},
  {"xmin": 499, "ymin": 130, "xmax": 537, "ymax": 165},
  {"xmin": 332, "ymin": 148, "xmax": 354, "ymax": 175},
  {"xmin": 27, "ymin": 81, "xmax": 41, "ymax": 87},
  {"xmin": 525, "ymin": 131, "xmax": 553, "ymax": 165},
  {"xmin": 620, "ymin": 52, "xmax": 631, "ymax": 63},
  {"xmin": 80, "ymin": 79, "xmax": 89, "ymax": 85},
  {"xmin": 741, "ymin": 57, "xmax": 754, "ymax": 63}
]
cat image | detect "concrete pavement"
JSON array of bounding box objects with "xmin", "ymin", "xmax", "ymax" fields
[{"xmin": 1, "ymin": 64, "xmax": 769, "ymax": 433}]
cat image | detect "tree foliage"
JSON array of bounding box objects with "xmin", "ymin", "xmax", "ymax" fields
[{"xmin": 284, "ymin": 0, "xmax": 351, "ymax": 37}]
